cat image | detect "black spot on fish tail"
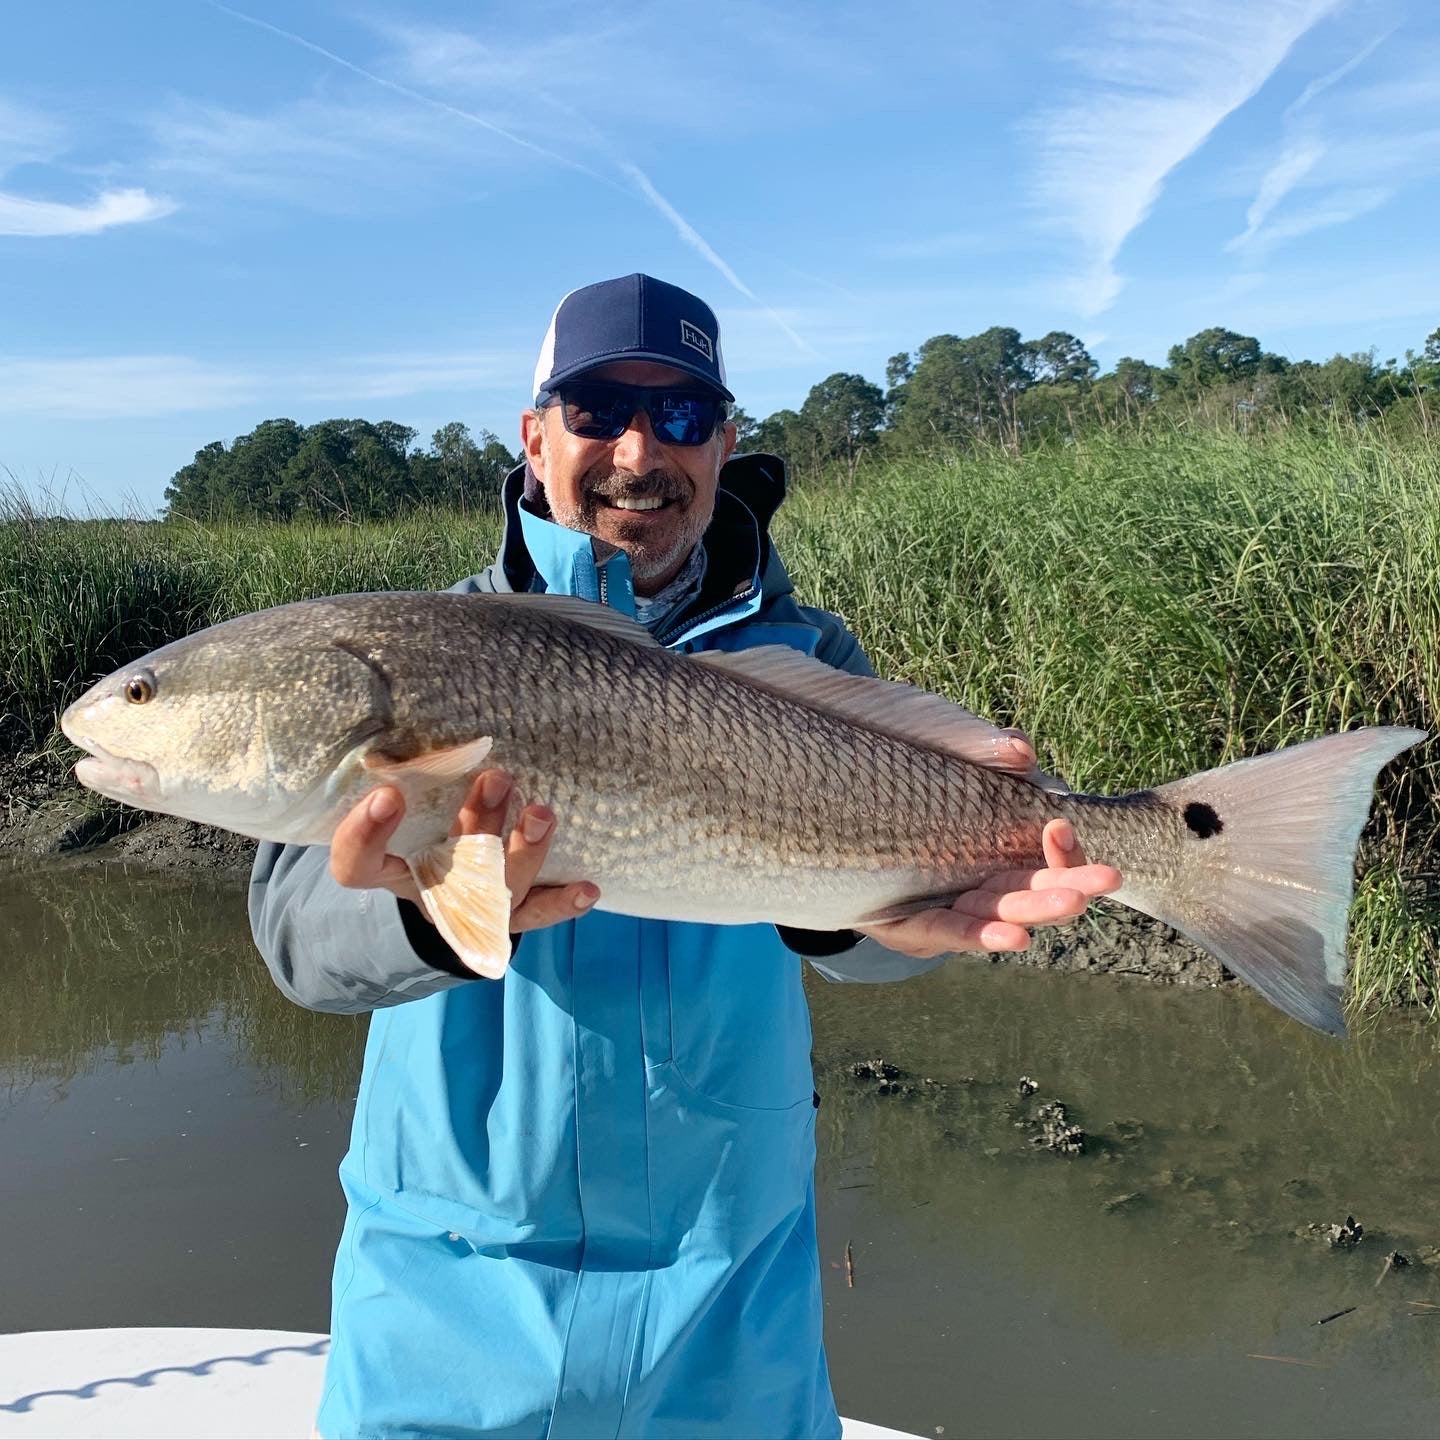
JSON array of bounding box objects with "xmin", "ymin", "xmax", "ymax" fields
[{"xmin": 1184, "ymin": 801, "xmax": 1224, "ymax": 838}]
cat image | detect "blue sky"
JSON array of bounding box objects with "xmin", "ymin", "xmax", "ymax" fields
[{"xmin": 3, "ymin": 0, "xmax": 1437, "ymax": 512}]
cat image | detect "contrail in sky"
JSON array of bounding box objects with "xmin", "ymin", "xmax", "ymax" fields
[
  {"xmin": 205, "ymin": 1, "xmax": 807, "ymax": 353},
  {"xmin": 205, "ymin": 1, "xmax": 604, "ymax": 180},
  {"xmin": 619, "ymin": 162, "xmax": 812, "ymax": 354}
]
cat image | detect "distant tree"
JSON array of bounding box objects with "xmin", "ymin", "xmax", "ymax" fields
[
  {"xmin": 1269, "ymin": 351, "xmax": 1393, "ymax": 421},
  {"xmin": 1424, "ymin": 326, "xmax": 1440, "ymax": 366},
  {"xmin": 1024, "ymin": 331, "xmax": 1097, "ymax": 388},
  {"xmin": 1166, "ymin": 328, "xmax": 1266, "ymax": 390},
  {"xmin": 890, "ymin": 328, "xmax": 1032, "ymax": 448},
  {"xmin": 477, "ymin": 431, "xmax": 518, "ymax": 483},
  {"xmin": 798, "ymin": 372, "xmax": 886, "ymax": 477},
  {"xmin": 163, "ymin": 417, "xmax": 514, "ymax": 521},
  {"xmin": 729, "ymin": 407, "xmax": 761, "ymax": 449},
  {"xmin": 748, "ymin": 408, "xmax": 821, "ymax": 474},
  {"xmin": 883, "ymin": 351, "xmax": 913, "ymax": 429},
  {"xmin": 410, "ymin": 423, "xmax": 514, "ymax": 510},
  {"xmin": 164, "ymin": 440, "xmax": 234, "ymax": 519},
  {"xmin": 226, "ymin": 419, "xmax": 307, "ymax": 518},
  {"xmin": 1108, "ymin": 357, "xmax": 1167, "ymax": 406}
]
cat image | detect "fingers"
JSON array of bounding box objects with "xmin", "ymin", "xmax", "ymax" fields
[
  {"xmin": 978, "ymin": 858, "xmax": 1122, "ymax": 898},
  {"xmin": 511, "ymin": 881, "xmax": 600, "ymax": 932},
  {"xmin": 506, "ymin": 804, "xmax": 556, "ymax": 904},
  {"xmin": 1043, "ymin": 819, "xmax": 1082, "ymax": 869},
  {"xmin": 859, "ymin": 910, "xmax": 1032, "ymax": 958},
  {"xmin": 950, "ymin": 884, "xmax": 1089, "ymax": 927},
  {"xmin": 958, "ymin": 725, "xmax": 1040, "ymax": 775},
  {"xmin": 460, "ymin": 768, "xmax": 600, "ymax": 933},
  {"xmin": 454, "ymin": 768, "xmax": 513, "ymax": 838},
  {"xmin": 997, "ymin": 728, "xmax": 1038, "ymax": 772},
  {"xmin": 330, "ymin": 786, "xmax": 418, "ymax": 901},
  {"xmin": 858, "ymin": 820, "xmax": 1126, "ymax": 961}
]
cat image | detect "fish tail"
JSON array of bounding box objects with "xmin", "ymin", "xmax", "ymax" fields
[{"xmin": 1110, "ymin": 726, "xmax": 1425, "ymax": 1036}]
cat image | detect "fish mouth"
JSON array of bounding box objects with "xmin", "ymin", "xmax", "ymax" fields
[{"xmin": 67, "ymin": 734, "xmax": 161, "ymax": 805}]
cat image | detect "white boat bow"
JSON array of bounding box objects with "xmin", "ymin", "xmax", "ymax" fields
[{"xmin": 0, "ymin": 1329, "xmax": 921, "ymax": 1439}]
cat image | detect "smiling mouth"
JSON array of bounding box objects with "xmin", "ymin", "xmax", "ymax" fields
[{"xmin": 599, "ymin": 495, "xmax": 677, "ymax": 513}]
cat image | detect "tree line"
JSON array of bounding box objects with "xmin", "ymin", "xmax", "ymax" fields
[
  {"xmin": 165, "ymin": 322, "xmax": 1439, "ymax": 518},
  {"xmin": 164, "ymin": 419, "xmax": 517, "ymax": 521},
  {"xmin": 736, "ymin": 323, "xmax": 1440, "ymax": 480}
]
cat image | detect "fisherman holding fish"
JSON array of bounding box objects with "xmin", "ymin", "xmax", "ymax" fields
[
  {"xmin": 63, "ymin": 274, "xmax": 1418, "ymax": 1437},
  {"xmin": 266, "ymin": 275, "xmax": 1115, "ymax": 1439}
]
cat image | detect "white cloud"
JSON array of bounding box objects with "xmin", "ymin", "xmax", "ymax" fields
[
  {"xmin": 1233, "ymin": 185, "xmax": 1393, "ymax": 255},
  {"xmin": 0, "ymin": 357, "xmax": 257, "ymax": 419},
  {"xmin": 146, "ymin": 96, "xmax": 497, "ymax": 208},
  {"xmin": 1226, "ymin": 138, "xmax": 1326, "ymax": 250},
  {"xmin": 0, "ymin": 96, "xmax": 66, "ymax": 170},
  {"xmin": 1026, "ymin": 0, "xmax": 1343, "ymax": 315},
  {"xmin": 0, "ymin": 348, "xmax": 531, "ymax": 420},
  {"xmin": 0, "ymin": 98, "xmax": 174, "ymax": 238},
  {"xmin": 198, "ymin": 5, "xmax": 805, "ymax": 350},
  {"xmin": 0, "ymin": 186, "xmax": 176, "ymax": 238},
  {"xmin": 1226, "ymin": 31, "xmax": 1435, "ymax": 257},
  {"xmin": 1285, "ymin": 25, "xmax": 1398, "ymax": 115},
  {"xmin": 293, "ymin": 351, "xmax": 528, "ymax": 403}
]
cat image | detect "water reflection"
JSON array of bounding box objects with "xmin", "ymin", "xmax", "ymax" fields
[
  {"xmin": 809, "ymin": 961, "xmax": 1440, "ymax": 1406},
  {"xmin": 0, "ymin": 861, "xmax": 366, "ymax": 1101}
]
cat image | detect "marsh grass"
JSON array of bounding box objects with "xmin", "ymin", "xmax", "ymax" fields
[{"xmin": 3, "ymin": 422, "xmax": 1437, "ymax": 1013}]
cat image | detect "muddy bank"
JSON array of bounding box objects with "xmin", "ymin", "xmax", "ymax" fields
[{"xmin": 1, "ymin": 757, "xmax": 1229, "ymax": 986}]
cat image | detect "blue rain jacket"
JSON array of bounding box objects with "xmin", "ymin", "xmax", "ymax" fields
[{"xmin": 250, "ymin": 456, "xmax": 940, "ymax": 1438}]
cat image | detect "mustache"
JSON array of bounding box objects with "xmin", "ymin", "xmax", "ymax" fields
[{"xmin": 582, "ymin": 467, "xmax": 691, "ymax": 504}]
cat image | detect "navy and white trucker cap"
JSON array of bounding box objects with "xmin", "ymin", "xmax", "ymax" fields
[{"xmin": 533, "ymin": 273, "xmax": 733, "ymax": 404}]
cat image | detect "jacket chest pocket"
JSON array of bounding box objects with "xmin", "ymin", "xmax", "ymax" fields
[{"xmin": 644, "ymin": 920, "xmax": 816, "ymax": 1112}]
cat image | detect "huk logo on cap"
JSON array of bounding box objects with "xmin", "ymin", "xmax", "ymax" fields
[{"xmin": 679, "ymin": 319, "xmax": 714, "ymax": 363}]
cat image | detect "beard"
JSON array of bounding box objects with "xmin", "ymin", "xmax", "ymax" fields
[{"xmin": 545, "ymin": 463, "xmax": 713, "ymax": 590}]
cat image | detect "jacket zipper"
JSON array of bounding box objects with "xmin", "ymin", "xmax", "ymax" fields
[{"xmin": 656, "ymin": 582, "xmax": 757, "ymax": 647}]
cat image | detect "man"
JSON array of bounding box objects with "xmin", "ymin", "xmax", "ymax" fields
[{"xmin": 250, "ymin": 274, "xmax": 1119, "ymax": 1438}]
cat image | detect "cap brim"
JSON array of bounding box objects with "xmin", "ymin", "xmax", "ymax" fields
[{"xmin": 538, "ymin": 352, "xmax": 734, "ymax": 404}]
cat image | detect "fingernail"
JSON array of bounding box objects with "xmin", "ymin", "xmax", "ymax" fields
[
  {"xmin": 574, "ymin": 887, "xmax": 598, "ymax": 910},
  {"xmin": 1057, "ymin": 825, "xmax": 1076, "ymax": 852},
  {"xmin": 521, "ymin": 811, "xmax": 553, "ymax": 844},
  {"xmin": 481, "ymin": 772, "xmax": 511, "ymax": 808},
  {"xmin": 368, "ymin": 789, "xmax": 399, "ymax": 821}
]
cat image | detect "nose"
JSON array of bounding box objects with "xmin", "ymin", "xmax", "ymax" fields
[{"xmin": 609, "ymin": 403, "xmax": 668, "ymax": 473}]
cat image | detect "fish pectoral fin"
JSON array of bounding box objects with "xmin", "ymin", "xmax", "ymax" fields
[
  {"xmin": 364, "ymin": 735, "xmax": 495, "ymax": 781},
  {"xmin": 409, "ymin": 833, "xmax": 514, "ymax": 978}
]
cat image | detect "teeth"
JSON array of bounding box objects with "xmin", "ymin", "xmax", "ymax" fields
[{"xmin": 612, "ymin": 496, "xmax": 665, "ymax": 511}]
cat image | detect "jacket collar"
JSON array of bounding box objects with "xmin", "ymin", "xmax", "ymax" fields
[{"xmin": 494, "ymin": 453, "xmax": 796, "ymax": 640}]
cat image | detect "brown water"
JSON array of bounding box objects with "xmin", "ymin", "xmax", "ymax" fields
[{"xmin": 3, "ymin": 861, "xmax": 1438, "ymax": 1437}]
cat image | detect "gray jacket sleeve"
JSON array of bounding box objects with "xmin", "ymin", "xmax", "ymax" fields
[
  {"xmin": 249, "ymin": 840, "xmax": 476, "ymax": 1014},
  {"xmin": 778, "ymin": 606, "xmax": 947, "ymax": 986}
]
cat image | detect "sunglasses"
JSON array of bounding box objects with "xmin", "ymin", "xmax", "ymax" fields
[{"xmin": 539, "ymin": 381, "xmax": 727, "ymax": 447}]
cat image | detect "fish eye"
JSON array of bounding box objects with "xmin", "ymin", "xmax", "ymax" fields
[{"xmin": 124, "ymin": 672, "xmax": 156, "ymax": 705}]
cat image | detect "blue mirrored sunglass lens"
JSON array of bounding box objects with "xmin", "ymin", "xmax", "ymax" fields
[
  {"xmin": 654, "ymin": 397, "xmax": 708, "ymax": 443},
  {"xmin": 556, "ymin": 386, "xmax": 720, "ymax": 445}
]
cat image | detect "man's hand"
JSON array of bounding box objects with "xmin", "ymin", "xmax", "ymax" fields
[
  {"xmin": 857, "ymin": 819, "xmax": 1121, "ymax": 960},
  {"xmin": 329, "ymin": 768, "xmax": 599, "ymax": 933}
]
